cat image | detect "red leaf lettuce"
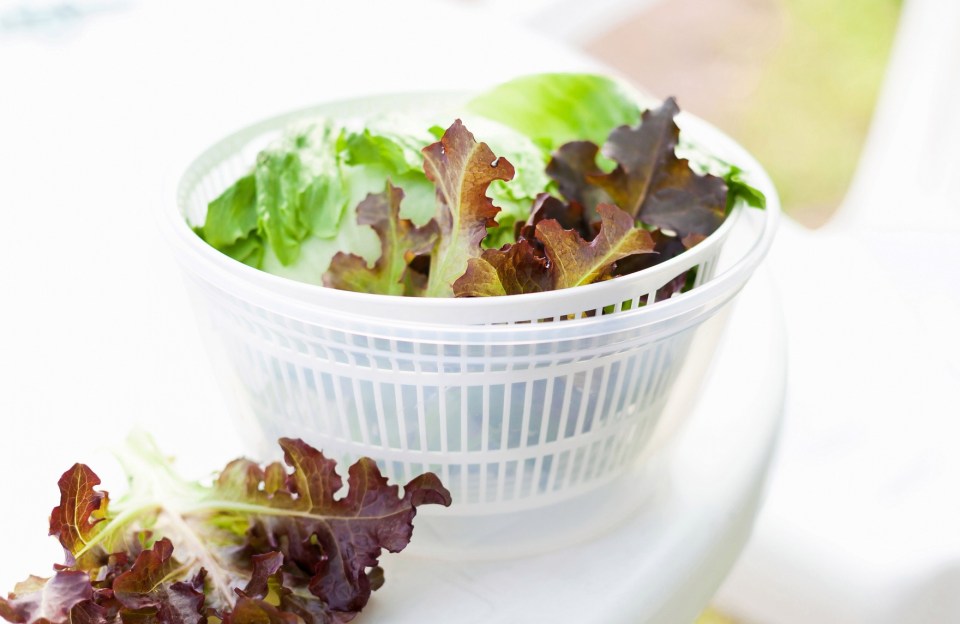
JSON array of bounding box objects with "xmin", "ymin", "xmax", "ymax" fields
[{"xmin": 1, "ymin": 435, "xmax": 450, "ymax": 624}]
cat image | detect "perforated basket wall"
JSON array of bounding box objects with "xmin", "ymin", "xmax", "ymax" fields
[{"xmin": 183, "ymin": 272, "xmax": 704, "ymax": 513}]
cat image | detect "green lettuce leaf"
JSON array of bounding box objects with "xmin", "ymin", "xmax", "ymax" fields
[
  {"xmin": 196, "ymin": 174, "xmax": 265, "ymax": 268},
  {"xmin": 466, "ymin": 73, "xmax": 643, "ymax": 150},
  {"xmin": 1, "ymin": 435, "xmax": 451, "ymax": 624},
  {"xmin": 723, "ymin": 165, "xmax": 767, "ymax": 210},
  {"xmin": 201, "ymin": 174, "xmax": 257, "ymax": 250},
  {"xmin": 254, "ymin": 122, "xmax": 348, "ymax": 266},
  {"xmin": 421, "ymin": 120, "xmax": 515, "ymax": 297},
  {"xmin": 340, "ymin": 122, "xmax": 438, "ymax": 227},
  {"xmin": 217, "ymin": 233, "xmax": 266, "ymax": 268},
  {"xmin": 195, "ymin": 121, "xmax": 426, "ymax": 275},
  {"xmin": 343, "ymin": 128, "xmax": 424, "ymax": 175},
  {"xmin": 254, "ymin": 150, "xmax": 308, "ymax": 265}
]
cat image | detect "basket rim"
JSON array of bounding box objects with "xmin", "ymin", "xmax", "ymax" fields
[{"xmin": 165, "ymin": 89, "xmax": 780, "ymax": 336}]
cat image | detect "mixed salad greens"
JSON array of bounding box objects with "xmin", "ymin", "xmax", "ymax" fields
[
  {"xmin": 193, "ymin": 73, "xmax": 765, "ymax": 297},
  {"xmin": 0, "ymin": 435, "xmax": 450, "ymax": 624}
]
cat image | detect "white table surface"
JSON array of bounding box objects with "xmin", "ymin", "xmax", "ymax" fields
[{"xmin": 0, "ymin": 2, "xmax": 786, "ymax": 621}]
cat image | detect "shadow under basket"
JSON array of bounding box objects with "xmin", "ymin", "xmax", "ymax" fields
[{"xmin": 166, "ymin": 91, "xmax": 780, "ymax": 554}]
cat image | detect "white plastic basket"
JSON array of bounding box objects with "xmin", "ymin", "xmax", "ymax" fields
[{"xmin": 166, "ymin": 92, "xmax": 779, "ymax": 516}]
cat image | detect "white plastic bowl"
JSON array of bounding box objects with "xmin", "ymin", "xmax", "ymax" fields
[{"xmin": 166, "ymin": 91, "xmax": 779, "ymax": 517}]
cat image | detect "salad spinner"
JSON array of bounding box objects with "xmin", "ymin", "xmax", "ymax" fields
[{"xmin": 167, "ymin": 91, "xmax": 779, "ymax": 524}]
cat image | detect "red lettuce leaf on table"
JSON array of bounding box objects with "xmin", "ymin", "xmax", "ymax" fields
[
  {"xmin": 214, "ymin": 440, "xmax": 449, "ymax": 617},
  {"xmin": 48, "ymin": 465, "xmax": 113, "ymax": 572},
  {"xmin": 1, "ymin": 437, "xmax": 450, "ymax": 624},
  {"xmin": 111, "ymin": 538, "xmax": 207, "ymax": 624},
  {"xmin": 0, "ymin": 572, "xmax": 94, "ymax": 624}
]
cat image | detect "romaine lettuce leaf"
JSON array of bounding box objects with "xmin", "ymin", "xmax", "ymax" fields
[
  {"xmin": 196, "ymin": 121, "xmax": 348, "ymax": 269},
  {"xmin": 254, "ymin": 122, "xmax": 348, "ymax": 266},
  {"xmin": 201, "ymin": 173, "xmax": 258, "ymax": 249},
  {"xmin": 196, "ymin": 173, "xmax": 265, "ymax": 268}
]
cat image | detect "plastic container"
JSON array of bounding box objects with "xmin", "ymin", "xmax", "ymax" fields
[{"xmin": 166, "ymin": 91, "xmax": 779, "ymax": 523}]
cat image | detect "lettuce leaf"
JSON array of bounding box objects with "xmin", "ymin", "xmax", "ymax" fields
[
  {"xmin": 453, "ymin": 239, "xmax": 551, "ymax": 297},
  {"xmin": 195, "ymin": 174, "xmax": 265, "ymax": 268},
  {"xmin": 325, "ymin": 183, "xmax": 438, "ymax": 296},
  {"xmin": 452, "ymin": 116, "xmax": 552, "ymax": 249},
  {"xmin": 538, "ymin": 203, "xmax": 655, "ymax": 289},
  {"xmin": 681, "ymin": 151, "xmax": 768, "ymax": 211},
  {"xmin": 1, "ymin": 434, "xmax": 450, "ymax": 624},
  {"xmin": 200, "ymin": 173, "xmax": 258, "ymax": 250},
  {"xmin": 340, "ymin": 122, "xmax": 438, "ymax": 227},
  {"xmin": 588, "ymin": 98, "xmax": 729, "ymax": 240},
  {"xmin": 455, "ymin": 203, "xmax": 654, "ymax": 297},
  {"xmin": 465, "ymin": 73, "xmax": 643, "ymax": 150},
  {"xmin": 196, "ymin": 121, "xmax": 349, "ymax": 269},
  {"xmin": 0, "ymin": 572, "xmax": 94, "ymax": 624},
  {"xmin": 421, "ymin": 120, "xmax": 515, "ymax": 297}
]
